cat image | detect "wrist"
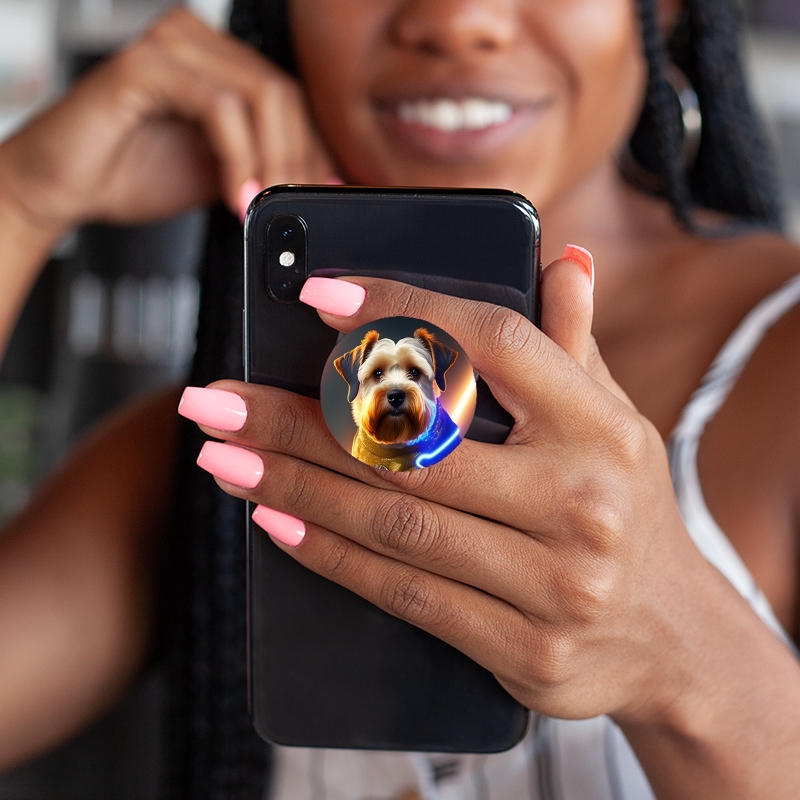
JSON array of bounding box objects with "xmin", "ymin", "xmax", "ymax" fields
[
  {"xmin": 614, "ymin": 556, "xmax": 800, "ymax": 797},
  {"xmin": 0, "ymin": 173, "xmax": 67, "ymax": 352},
  {"xmin": 0, "ymin": 168, "xmax": 68, "ymax": 259}
]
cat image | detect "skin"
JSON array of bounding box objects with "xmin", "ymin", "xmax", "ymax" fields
[{"xmin": 0, "ymin": 1, "xmax": 798, "ymax": 797}]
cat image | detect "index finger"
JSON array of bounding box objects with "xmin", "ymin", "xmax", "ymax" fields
[{"xmin": 301, "ymin": 275, "xmax": 602, "ymax": 432}]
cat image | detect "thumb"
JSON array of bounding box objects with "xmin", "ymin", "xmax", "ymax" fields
[
  {"xmin": 541, "ymin": 244, "xmax": 595, "ymax": 366},
  {"xmin": 542, "ymin": 245, "xmax": 634, "ymax": 407}
]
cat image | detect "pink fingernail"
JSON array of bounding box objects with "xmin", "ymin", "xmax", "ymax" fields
[
  {"xmin": 178, "ymin": 387, "xmax": 247, "ymax": 431},
  {"xmin": 196, "ymin": 441, "xmax": 263, "ymax": 488},
  {"xmin": 238, "ymin": 178, "xmax": 262, "ymax": 223},
  {"xmin": 299, "ymin": 277, "xmax": 365, "ymax": 317},
  {"xmin": 252, "ymin": 505, "xmax": 306, "ymax": 547},
  {"xmin": 325, "ymin": 176, "xmax": 345, "ymax": 185},
  {"xmin": 561, "ymin": 244, "xmax": 595, "ymax": 293}
]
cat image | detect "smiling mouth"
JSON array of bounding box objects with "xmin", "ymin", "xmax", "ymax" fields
[{"xmin": 396, "ymin": 97, "xmax": 513, "ymax": 132}]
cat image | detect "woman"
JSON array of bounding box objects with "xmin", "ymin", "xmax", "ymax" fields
[{"xmin": 0, "ymin": 0, "xmax": 798, "ymax": 797}]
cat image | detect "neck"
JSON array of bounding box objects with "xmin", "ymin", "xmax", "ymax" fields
[
  {"xmin": 536, "ymin": 159, "xmax": 693, "ymax": 335},
  {"xmin": 541, "ymin": 160, "xmax": 682, "ymax": 262}
]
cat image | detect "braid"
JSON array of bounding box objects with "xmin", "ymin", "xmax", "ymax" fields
[
  {"xmin": 630, "ymin": 0, "xmax": 695, "ymax": 227},
  {"xmin": 681, "ymin": 0, "xmax": 783, "ymax": 225},
  {"xmin": 229, "ymin": 0, "xmax": 294, "ymax": 73},
  {"xmin": 632, "ymin": 0, "xmax": 783, "ymax": 229}
]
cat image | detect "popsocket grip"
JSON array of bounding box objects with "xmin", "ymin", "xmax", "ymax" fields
[{"xmin": 321, "ymin": 317, "xmax": 476, "ymax": 472}]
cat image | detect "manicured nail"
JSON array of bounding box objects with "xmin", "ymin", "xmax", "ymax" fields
[
  {"xmin": 561, "ymin": 244, "xmax": 595, "ymax": 293},
  {"xmin": 178, "ymin": 387, "xmax": 247, "ymax": 431},
  {"xmin": 299, "ymin": 277, "xmax": 365, "ymax": 316},
  {"xmin": 196, "ymin": 441, "xmax": 263, "ymax": 488},
  {"xmin": 252, "ymin": 505, "xmax": 306, "ymax": 547},
  {"xmin": 238, "ymin": 178, "xmax": 262, "ymax": 223}
]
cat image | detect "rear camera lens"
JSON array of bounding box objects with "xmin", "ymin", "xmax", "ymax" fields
[{"xmin": 266, "ymin": 214, "xmax": 306, "ymax": 304}]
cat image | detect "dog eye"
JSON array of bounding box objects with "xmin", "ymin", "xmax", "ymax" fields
[
  {"xmin": 408, "ymin": 367, "xmax": 420, "ymax": 379},
  {"xmin": 373, "ymin": 369, "xmax": 383, "ymax": 380}
]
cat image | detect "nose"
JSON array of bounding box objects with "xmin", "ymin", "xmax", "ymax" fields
[
  {"xmin": 391, "ymin": 0, "xmax": 518, "ymax": 57},
  {"xmin": 387, "ymin": 389, "xmax": 406, "ymax": 409}
]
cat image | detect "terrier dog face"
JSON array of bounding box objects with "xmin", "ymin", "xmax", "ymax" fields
[{"xmin": 334, "ymin": 328, "xmax": 458, "ymax": 445}]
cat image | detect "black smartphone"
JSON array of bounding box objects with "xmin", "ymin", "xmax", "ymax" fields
[{"xmin": 244, "ymin": 185, "xmax": 540, "ymax": 753}]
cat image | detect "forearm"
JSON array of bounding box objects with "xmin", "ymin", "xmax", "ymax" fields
[
  {"xmin": 0, "ymin": 388, "xmax": 179, "ymax": 771},
  {"xmin": 618, "ymin": 558, "xmax": 800, "ymax": 799}
]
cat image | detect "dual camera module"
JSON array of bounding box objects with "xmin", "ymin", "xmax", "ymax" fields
[{"xmin": 266, "ymin": 214, "xmax": 307, "ymax": 303}]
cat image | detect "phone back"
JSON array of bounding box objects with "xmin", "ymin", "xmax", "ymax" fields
[{"xmin": 245, "ymin": 187, "xmax": 539, "ymax": 752}]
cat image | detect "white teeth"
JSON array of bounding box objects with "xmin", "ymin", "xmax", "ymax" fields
[{"xmin": 397, "ymin": 98, "xmax": 513, "ymax": 132}]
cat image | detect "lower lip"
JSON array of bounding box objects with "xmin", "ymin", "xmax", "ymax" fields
[{"xmin": 378, "ymin": 105, "xmax": 542, "ymax": 161}]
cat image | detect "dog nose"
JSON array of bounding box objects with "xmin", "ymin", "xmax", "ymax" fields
[{"xmin": 387, "ymin": 389, "xmax": 405, "ymax": 409}]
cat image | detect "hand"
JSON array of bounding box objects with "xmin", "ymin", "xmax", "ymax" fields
[
  {"xmin": 184, "ymin": 254, "xmax": 720, "ymax": 731},
  {"xmin": 0, "ymin": 8, "xmax": 336, "ymax": 235}
]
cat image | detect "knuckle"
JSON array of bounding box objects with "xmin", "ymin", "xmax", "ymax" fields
[
  {"xmin": 111, "ymin": 39, "xmax": 150, "ymax": 81},
  {"xmin": 392, "ymin": 281, "xmax": 426, "ymax": 319},
  {"xmin": 479, "ymin": 305, "xmax": 539, "ymax": 362},
  {"xmin": 382, "ymin": 569, "xmax": 442, "ymax": 627},
  {"xmin": 374, "ymin": 494, "xmax": 438, "ymax": 558},
  {"xmin": 209, "ymin": 88, "xmax": 240, "ymax": 115},
  {"xmin": 105, "ymin": 46, "xmax": 159, "ymax": 115},
  {"xmin": 281, "ymin": 460, "xmax": 317, "ymax": 514},
  {"xmin": 585, "ymin": 335, "xmax": 605, "ymax": 374},
  {"xmin": 601, "ymin": 404, "xmax": 649, "ymax": 472},
  {"xmin": 143, "ymin": 8, "xmax": 185, "ymax": 45},
  {"xmin": 271, "ymin": 401, "xmax": 307, "ymax": 452},
  {"xmin": 253, "ymin": 71, "xmax": 300, "ymax": 113},
  {"xmin": 560, "ymin": 557, "xmax": 619, "ymax": 623},
  {"xmin": 531, "ymin": 630, "xmax": 576, "ymax": 688},
  {"xmin": 316, "ymin": 535, "xmax": 352, "ymax": 582},
  {"xmin": 562, "ymin": 477, "xmax": 628, "ymax": 553}
]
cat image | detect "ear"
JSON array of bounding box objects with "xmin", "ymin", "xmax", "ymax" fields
[
  {"xmin": 334, "ymin": 330, "xmax": 380, "ymax": 402},
  {"xmin": 414, "ymin": 328, "xmax": 458, "ymax": 392}
]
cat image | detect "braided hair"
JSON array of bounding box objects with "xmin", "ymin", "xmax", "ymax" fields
[
  {"xmin": 161, "ymin": 2, "xmax": 783, "ymax": 798},
  {"xmin": 632, "ymin": 0, "xmax": 783, "ymax": 229}
]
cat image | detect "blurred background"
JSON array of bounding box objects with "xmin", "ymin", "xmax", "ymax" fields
[{"xmin": 0, "ymin": 0, "xmax": 797, "ymax": 796}]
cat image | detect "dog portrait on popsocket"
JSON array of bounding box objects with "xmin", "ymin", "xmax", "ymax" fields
[{"xmin": 321, "ymin": 317, "xmax": 476, "ymax": 472}]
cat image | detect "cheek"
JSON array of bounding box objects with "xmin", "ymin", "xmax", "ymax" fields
[
  {"xmin": 289, "ymin": 0, "xmax": 383, "ymax": 151},
  {"xmin": 557, "ymin": 0, "xmax": 647, "ymax": 165}
]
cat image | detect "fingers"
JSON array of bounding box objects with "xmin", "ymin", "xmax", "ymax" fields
[
  {"xmin": 141, "ymin": 10, "xmax": 336, "ymax": 191},
  {"xmin": 303, "ymin": 274, "xmax": 609, "ymax": 434},
  {"xmin": 30, "ymin": 7, "xmax": 338, "ymax": 224},
  {"xmin": 303, "ymin": 243, "xmax": 635, "ymax": 418},
  {"xmin": 178, "ymin": 381, "xmax": 637, "ymax": 545},
  {"xmin": 213, "ymin": 443, "xmax": 560, "ymax": 613},
  {"xmin": 111, "ymin": 44, "xmax": 258, "ymax": 212},
  {"xmin": 275, "ymin": 521, "xmax": 533, "ymax": 686}
]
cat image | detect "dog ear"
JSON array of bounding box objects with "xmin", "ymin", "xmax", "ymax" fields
[
  {"xmin": 359, "ymin": 329, "xmax": 380, "ymax": 363},
  {"xmin": 414, "ymin": 328, "xmax": 459, "ymax": 392},
  {"xmin": 333, "ymin": 330, "xmax": 380, "ymax": 403}
]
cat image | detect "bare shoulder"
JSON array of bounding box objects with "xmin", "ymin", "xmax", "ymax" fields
[
  {"xmin": 698, "ymin": 228, "xmax": 800, "ymax": 297},
  {"xmin": 699, "ymin": 228, "xmax": 800, "ymax": 459},
  {"xmin": 711, "ymin": 230, "xmax": 800, "ymax": 391},
  {"xmin": 695, "ymin": 229, "xmax": 800, "ymax": 634}
]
